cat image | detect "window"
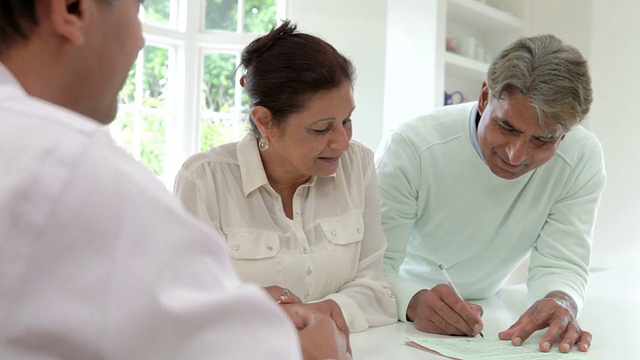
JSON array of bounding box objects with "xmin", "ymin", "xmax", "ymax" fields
[{"xmin": 111, "ymin": 0, "xmax": 285, "ymax": 188}]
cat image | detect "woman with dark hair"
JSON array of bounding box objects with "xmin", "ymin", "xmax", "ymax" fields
[{"xmin": 174, "ymin": 20, "xmax": 397, "ymax": 333}]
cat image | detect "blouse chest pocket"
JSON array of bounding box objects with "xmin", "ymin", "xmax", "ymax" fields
[
  {"xmin": 320, "ymin": 214, "xmax": 364, "ymax": 287},
  {"xmin": 226, "ymin": 232, "xmax": 280, "ymax": 260},
  {"xmin": 224, "ymin": 232, "xmax": 283, "ymax": 287},
  {"xmin": 320, "ymin": 214, "xmax": 365, "ymax": 245}
]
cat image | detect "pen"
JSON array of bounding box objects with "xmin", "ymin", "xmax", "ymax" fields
[{"xmin": 438, "ymin": 263, "xmax": 484, "ymax": 339}]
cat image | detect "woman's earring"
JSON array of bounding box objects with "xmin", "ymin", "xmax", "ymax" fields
[{"xmin": 258, "ymin": 136, "xmax": 270, "ymax": 151}]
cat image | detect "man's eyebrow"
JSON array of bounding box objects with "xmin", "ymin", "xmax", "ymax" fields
[
  {"xmin": 499, "ymin": 118, "xmax": 561, "ymax": 141},
  {"xmin": 535, "ymin": 133, "xmax": 562, "ymax": 142},
  {"xmin": 498, "ymin": 118, "xmax": 519, "ymax": 131}
]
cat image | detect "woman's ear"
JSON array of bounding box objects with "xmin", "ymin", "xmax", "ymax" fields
[
  {"xmin": 252, "ymin": 106, "xmax": 275, "ymax": 137},
  {"xmin": 46, "ymin": 0, "xmax": 89, "ymax": 45}
]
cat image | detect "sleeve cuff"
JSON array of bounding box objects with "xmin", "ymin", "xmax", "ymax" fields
[
  {"xmin": 392, "ymin": 280, "xmax": 426, "ymax": 323},
  {"xmin": 527, "ymin": 284, "xmax": 585, "ymax": 317},
  {"xmin": 318, "ymin": 293, "xmax": 368, "ymax": 332}
]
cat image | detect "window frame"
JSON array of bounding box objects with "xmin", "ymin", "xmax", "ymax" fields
[{"xmin": 116, "ymin": 0, "xmax": 286, "ymax": 188}]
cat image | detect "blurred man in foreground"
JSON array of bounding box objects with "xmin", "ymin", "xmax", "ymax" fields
[{"xmin": 0, "ymin": 1, "xmax": 349, "ymax": 358}]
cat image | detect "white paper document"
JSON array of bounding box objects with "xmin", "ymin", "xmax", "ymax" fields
[{"xmin": 406, "ymin": 336, "xmax": 601, "ymax": 360}]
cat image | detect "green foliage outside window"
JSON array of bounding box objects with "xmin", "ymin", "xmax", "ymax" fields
[
  {"xmin": 111, "ymin": 0, "xmax": 277, "ymax": 180},
  {"xmin": 205, "ymin": 0, "xmax": 277, "ymax": 32},
  {"xmin": 113, "ymin": 45, "xmax": 168, "ymax": 176},
  {"xmin": 200, "ymin": 52, "xmax": 250, "ymax": 151},
  {"xmin": 142, "ymin": 0, "xmax": 171, "ymax": 24},
  {"xmin": 200, "ymin": 118, "xmax": 249, "ymax": 152}
]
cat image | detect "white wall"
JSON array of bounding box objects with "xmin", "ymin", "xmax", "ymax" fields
[
  {"xmin": 526, "ymin": 0, "xmax": 592, "ymax": 55},
  {"xmin": 287, "ymin": 0, "xmax": 388, "ymax": 150},
  {"xmin": 383, "ymin": 0, "xmax": 445, "ymax": 133},
  {"xmin": 588, "ymin": 0, "xmax": 640, "ymax": 269}
]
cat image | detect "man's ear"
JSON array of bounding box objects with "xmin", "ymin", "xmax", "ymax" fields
[
  {"xmin": 47, "ymin": 0, "xmax": 89, "ymax": 44},
  {"xmin": 252, "ymin": 106, "xmax": 275, "ymax": 138},
  {"xmin": 477, "ymin": 82, "xmax": 490, "ymax": 115}
]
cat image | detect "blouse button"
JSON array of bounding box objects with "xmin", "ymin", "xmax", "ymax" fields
[
  {"xmin": 306, "ymin": 268, "xmax": 313, "ymax": 276},
  {"xmin": 295, "ymin": 209, "xmax": 301, "ymax": 215},
  {"xmin": 233, "ymin": 245, "xmax": 241, "ymax": 252},
  {"xmin": 356, "ymin": 227, "xmax": 361, "ymax": 234},
  {"xmin": 330, "ymin": 230, "xmax": 337, "ymax": 237},
  {"xmin": 266, "ymin": 245, "xmax": 273, "ymax": 251},
  {"xmin": 304, "ymin": 291, "xmax": 310, "ymax": 299},
  {"xmin": 302, "ymin": 248, "xmax": 309, "ymax": 254}
]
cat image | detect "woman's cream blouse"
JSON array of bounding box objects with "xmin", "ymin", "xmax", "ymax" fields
[{"xmin": 174, "ymin": 134, "xmax": 397, "ymax": 332}]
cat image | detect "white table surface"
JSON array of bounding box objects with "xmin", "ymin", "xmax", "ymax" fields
[{"xmin": 350, "ymin": 262, "xmax": 640, "ymax": 359}]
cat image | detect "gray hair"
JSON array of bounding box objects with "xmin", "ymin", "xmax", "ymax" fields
[{"xmin": 486, "ymin": 34, "xmax": 592, "ymax": 131}]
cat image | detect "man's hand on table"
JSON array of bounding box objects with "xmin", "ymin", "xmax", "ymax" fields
[{"xmin": 499, "ymin": 291, "xmax": 592, "ymax": 353}]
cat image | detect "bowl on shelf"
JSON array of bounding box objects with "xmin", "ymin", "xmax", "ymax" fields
[{"xmin": 450, "ymin": 36, "xmax": 485, "ymax": 62}]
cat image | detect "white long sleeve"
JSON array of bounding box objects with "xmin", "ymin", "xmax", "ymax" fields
[{"xmin": 0, "ymin": 64, "xmax": 301, "ymax": 359}]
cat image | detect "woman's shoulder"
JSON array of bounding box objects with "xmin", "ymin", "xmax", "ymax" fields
[{"xmin": 179, "ymin": 141, "xmax": 240, "ymax": 175}]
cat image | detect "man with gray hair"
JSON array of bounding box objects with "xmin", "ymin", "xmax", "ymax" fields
[{"xmin": 376, "ymin": 34, "xmax": 605, "ymax": 353}]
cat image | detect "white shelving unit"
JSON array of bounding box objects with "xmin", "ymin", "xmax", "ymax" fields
[
  {"xmin": 444, "ymin": 0, "xmax": 527, "ymax": 103},
  {"xmin": 444, "ymin": 52, "xmax": 488, "ymax": 81},
  {"xmin": 447, "ymin": 0, "xmax": 523, "ymax": 32},
  {"xmin": 383, "ymin": 0, "xmax": 529, "ymax": 131}
]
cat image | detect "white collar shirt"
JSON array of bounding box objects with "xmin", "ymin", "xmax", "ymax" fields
[
  {"xmin": 0, "ymin": 63, "xmax": 300, "ymax": 359},
  {"xmin": 174, "ymin": 134, "xmax": 398, "ymax": 332}
]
